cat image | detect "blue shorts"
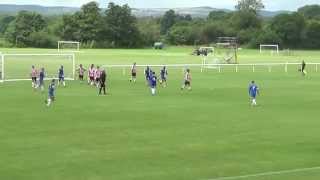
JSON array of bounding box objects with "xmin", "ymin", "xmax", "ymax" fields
[
  {"xmin": 250, "ymin": 94, "xmax": 256, "ymax": 98},
  {"xmin": 49, "ymin": 93, "xmax": 55, "ymax": 99},
  {"xmin": 39, "ymin": 79, "xmax": 44, "ymax": 85},
  {"xmin": 59, "ymin": 77, "xmax": 64, "ymax": 81}
]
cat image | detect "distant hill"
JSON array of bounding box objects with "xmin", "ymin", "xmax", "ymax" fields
[
  {"xmin": 0, "ymin": 4, "xmax": 78, "ymax": 15},
  {"xmin": 132, "ymin": 7, "xmax": 232, "ymax": 18},
  {"xmin": 0, "ymin": 4, "xmax": 291, "ymax": 17}
]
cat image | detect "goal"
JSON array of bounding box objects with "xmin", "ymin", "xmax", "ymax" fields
[
  {"xmin": 214, "ymin": 37, "xmax": 238, "ymax": 64},
  {"xmin": 199, "ymin": 47, "xmax": 214, "ymax": 55},
  {"xmin": 0, "ymin": 53, "xmax": 75, "ymax": 82},
  {"xmin": 58, "ymin": 41, "xmax": 80, "ymax": 52},
  {"xmin": 260, "ymin": 44, "xmax": 279, "ymax": 54}
]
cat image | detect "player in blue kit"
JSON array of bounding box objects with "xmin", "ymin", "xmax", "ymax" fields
[
  {"xmin": 144, "ymin": 66, "xmax": 151, "ymax": 85},
  {"xmin": 150, "ymin": 71, "xmax": 157, "ymax": 95},
  {"xmin": 249, "ymin": 81, "xmax": 259, "ymax": 106},
  {"xmin": 160, "ymin": 66, "xmax": 168, "ymax": 87},
  {"xmin": 45, "ymin": 79, "xmax": 56, "ymax": 107},
  {"xmin": 58, "ymin": 65, "xmax": 66, "ymax": 87},
  {"xmin": 38, "ymin": 67, "xmax": 45, "ymax": 91}
]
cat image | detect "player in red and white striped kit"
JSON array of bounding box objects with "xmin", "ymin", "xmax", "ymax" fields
[
  {"xmin": 30, "ymin": 65, "xmax": 38, "ymax": 89},
  {"xmin": 77, "ymin": 64, "xmax": 86, "ymax": 83},
  {"xmin": 88, "ymin": 64, "xmax": 95, "ymax": 86},
  {"xmin": 95, "ymin": 66, "xmax": 102, "ymax": 88}
]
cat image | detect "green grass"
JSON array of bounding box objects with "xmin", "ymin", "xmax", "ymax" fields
[{"xmin": 1, "ymin": 47, "xmax": 320, "ymax": 180}]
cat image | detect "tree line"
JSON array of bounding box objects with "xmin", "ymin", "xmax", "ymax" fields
[{"xmin": 0, "ymin": 0, "xmax": 320, "ymax": 49}]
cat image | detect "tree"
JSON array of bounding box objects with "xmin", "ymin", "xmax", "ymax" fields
[
  {"xmin": 231, "ymin": 10, "xmax": 262, "ymax": 30},
  {"xmin": 254, "ymin": 26, "xmax": 282, "ymax": 46},
  {"xmin": 208, "ymin": 11, "xmax": 229, "ymax": 21},
  {"xmin": 104, "ymin": 3, "xmax": 142, "ymax": 47},
  {"xmin": 167, "ymin": 24, "xmax": 200, "ymax": 45},
  {"xmin": 270, "ymin": 13, "xmax": 306, "ymax": 48},
  {"xmin": 0, "ymin": 16, "xmax": 15, "ymax": 35},
  {"xmin": 298, "ymin": 5, "xmax": 320, "ymax": 20},
  {"xmin": 59, "ymin": 1, "xmax": 103, "ymax": 46},
  {"xmin": 5, "ymin": 11, "xmax": 46, "ymax": 46},
  {"xmin": 235, "ymin": 0, "xmax": 264, "ymax": 13},
  {"xmin": 59, "ymin": 14, "xmax": 81, "ymax": 41},
  {"xmin": 137, "ymin": 17, "xmax": 161, "ymax": 46},
  {"xmin": 77, "ymin": 1, "xmax": 103, "ymax": 44},
  {"xmin": 200, "ymin": 23, "xmax": 225, "ymax": 44},
  {"xmin": 160, "ymin": 10, "xmax": 176, "ymax": 35},
  {"xmin": 303, "ymin": 21, "xmax": 320, "ymax": 48}
]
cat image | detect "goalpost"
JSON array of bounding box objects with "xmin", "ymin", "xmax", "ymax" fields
[
  {"xmin": 58, "ymin": 41, "xmax": 80, "ymax": 52},
  {"xmin": 260, "ymin": 44, "xmax": 279, "ymax": 54},
  {"xmin": 0, "ymin": 53, "xmax": 75, "ymax": 82}
]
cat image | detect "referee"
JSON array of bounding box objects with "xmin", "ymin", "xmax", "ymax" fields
[
  {"xmin": 99, "ymin": 70, "xmax": 107, "ymax": 95},
  {"xmin": 301, "ymin": 60, "xmax": 306, "ymax": 76}
]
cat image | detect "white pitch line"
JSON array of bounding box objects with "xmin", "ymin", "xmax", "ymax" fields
[{"xmin": 206, "ymin": 166, "xmax": 320, "ymax": 180}]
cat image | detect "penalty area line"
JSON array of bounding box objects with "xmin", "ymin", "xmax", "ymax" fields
[{"xmin": 206, "ymin": 166, "xmax": 320, "ymax": 180}]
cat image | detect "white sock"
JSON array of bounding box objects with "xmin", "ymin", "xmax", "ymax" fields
[
  {"xmin": 47, "ymin": 98, "xmax": 51, "ymax": 106},
  {"xmin": 63, "ymin": 81, "xmax": 66, "ymax": 87},
  {"xmin": 41, "ymin": 86, "xmax": 44, "ymax": 91},
  {"xmin": 151, "ymin": 88, "xmax": 156, "ymax": 95},
  {"xmin": 252, "ymin": 99, "xmax": 257, "ymax": 106}
]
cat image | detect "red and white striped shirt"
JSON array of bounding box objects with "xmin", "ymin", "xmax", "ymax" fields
[
  {"xmin": 31, "ymin": 69, "xmax": 38, "ymax": 78},
  {"xmin": 89, "ymin": 68, "xmax": 95, "ymax": 77},
  {"xmin": 79, "ymin": 67, "xmax": 85, "ymax": 76}
]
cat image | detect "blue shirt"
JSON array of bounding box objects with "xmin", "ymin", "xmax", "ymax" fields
[
  {"xmin": 150, "ymin": 75, "xmax": 157, "ymax": 88},
  {"xmin": 145, "ymin": 68, "xmax": 151, "ymax": 78},
  {"xmin": 59, "ymin": 68, "xmax": 64, "ymax": 78},
  {"xmin": 249, "ymin": 84, "xmax": 259, "ymax": 97},
  {"xmin": 160, "ymin": 69, "xmax": 167, "ymax": 79},
  {"xmin": 40, "ymin": 71, "xmax": 45, "ymax": 81},
  {"xmin": 49, "ymin": 83, "xmax": 55, "ymax": 96}
]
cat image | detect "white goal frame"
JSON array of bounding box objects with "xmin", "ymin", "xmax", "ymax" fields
[
  {"xmin": 0, "ymin": 53, "xmax": 75, "ymax": 82},
  {"xmin": 260, "ymin": 44, "xmax": 279, "ymax": 54},
  {"xmin": 58, "ymin": 41, "xmax": 80, "ymax": 52},
  {"xmin": 199, "ymin": 47, "xmax": 214, "ymax": 53}
]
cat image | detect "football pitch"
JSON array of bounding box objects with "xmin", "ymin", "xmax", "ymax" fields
[{"xmin": 1, "ymin": 47, "xmax": 320, "ymax": 180}]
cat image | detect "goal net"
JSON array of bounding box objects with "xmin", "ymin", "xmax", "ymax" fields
[
  {"xmin": 58, "ymin": 41, "xmax": 80, "ymax": 52},
  {"xmin": 260, "ymin": 44, "xmax": 279, "ymax": 55},
  {"xmin": 0, "ymin": 54, "xmax": 75, "ymax": 82}
]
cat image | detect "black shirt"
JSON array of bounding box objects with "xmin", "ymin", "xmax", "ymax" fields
[{"xmin": 100, "ymin": 72, "xmax": 106, "ymax": 84}]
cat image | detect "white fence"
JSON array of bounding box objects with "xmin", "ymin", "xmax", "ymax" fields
[{"xmin": 102, "ymin": 63, "xmax": 319, "ymax": 74}]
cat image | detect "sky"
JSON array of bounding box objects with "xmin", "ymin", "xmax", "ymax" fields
[{"xmin": 0, "ymin": 0, "xmax": 319, "ymax": 11}]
